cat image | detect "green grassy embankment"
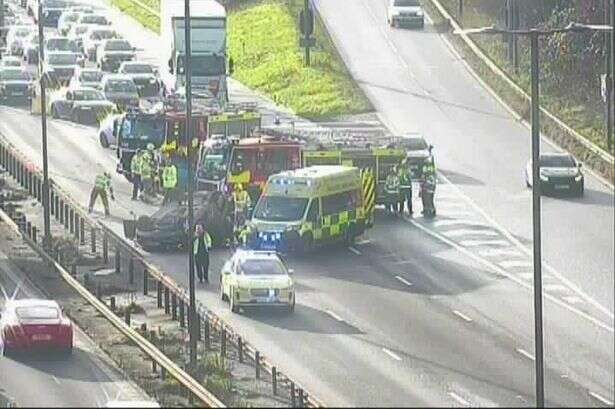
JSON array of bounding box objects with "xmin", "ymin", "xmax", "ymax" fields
[{"xmin": 110, "ymin": 0, "xmax": 160, "ymax": 33}]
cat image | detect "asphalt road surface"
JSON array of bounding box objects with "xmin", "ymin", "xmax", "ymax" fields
[
  {"xmin": 0, "ymin": 249, "xmax": 147, "ymax": 407},
  {"xmin": 0, "ymin": 0, "xmax": 613, "ymax": 406}
]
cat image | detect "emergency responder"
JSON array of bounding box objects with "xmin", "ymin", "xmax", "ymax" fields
[
  {"xmin": 237, "ymin": 223, "xmax": 255, "ymax": 249},
  {"xmin": 193, "ymin": 224, "xmax": 212, "ymax": 284},
  {"xmin": 161, "ymin": 160, "xmax": 178, "ymax": 205},
  {"xmin": 130, "ymin": 149, "xmax": 142, "ymax": 200},
  {"xmin": 398, "ymin": 160, "xmax": 413, "ymax": 215},
  {"xmin": 140, "ymin": 143, "xmax": 155, "ymax": 198},
  {"xmin": 421, "ymin": 159, "xmax": 436, "ymax": 179},
  {"xmin": 420, "ymin": 165, "xmax": 437, "ymax": 217},
  {"xmin": 88, "ymin": 172, "xmax": 115, "ymax": 216},
  {"xmin": 384, "ymin": 166, "xmax": 401, "ymax": 215},
  {"xmin": 232, "ymin": 183, "xmax": 251, "ymax": 237}
]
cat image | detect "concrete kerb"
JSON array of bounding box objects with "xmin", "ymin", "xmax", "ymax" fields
[
  {"xmin": 424, "ymin": 0, "xmax": 615, "ymax": 186},
  {"xmin": 0, "ymin": 132, "xmax": 323, "ymax": 408}
]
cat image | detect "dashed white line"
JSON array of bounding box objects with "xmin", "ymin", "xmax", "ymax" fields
[
  {"xmin": 543, "ymin": 284, "xmax": 570, "ymax": 293},
  {"xmin": 562, "ymin": 296, "xmax": 584, "ymax": 305},
  {"xmin": 479, "ymin": 248, "xmax": 521, "ymax": 257},
  {"xmin": 325, "ymin": 309, "xmax": 344, "ymax": 322},
  {"xmin": 52, "ymin": 375, "xmax": 61, "ymax": 385},
  {"xmin": 395, "ymin": 275, "xmax": 413, "ymax": 287},
  {"xmin": 459, "ymin": 239, "xmax": 509, "ymax": 247},
  {"xmin": 589, "ymin": 391, "xmax": 614, "ymax": 406},
  {"xmin": 433, "ymin": 219, "xmax": 487, "ymax": 227},
  {"xmin": 355, "ymin": 239, "xmax": 371, "ymax": 245},
  {"xmin": 516, "ymin": 348, "xmax": 536, "ymax": 361},
  {"xmin": 448, "ymin": 391, "xmax": 470, "ymax": 406},
  {"xmin": 381, "ymin": 347, "xmax": 402, "ymax": 361},
  {"xmin": 498, "ymin": 260, "xmax": 532, "ymax": 269},
  {"xmin": 443, "ymin": 229, "xmax": 499, "ymax": 238},
  {"xmin": 348, "ymin": 246, "xmax": 362, "ymax": 255},
  {"xmin": 452, "ymin": 310, "xmax": 473, "ymax": 322}
]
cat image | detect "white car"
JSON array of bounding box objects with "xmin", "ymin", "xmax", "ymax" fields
[
  {"xmin": 83, "ymin": 26, "xmax": 119, "ymax": 62},
  {"xmin": 57, "ymin": 11, "xmax": 81, "ymax": 36},
  {"xmin": 0, "ymin": 56, "xmax": 23, "ymax": 68},
  {"xmin": 97, "ymin": 111, "xmax": 121, "ymax": 148},
  {"xmin": 104, "ymin": 401, "xmax": 160, "ymax": 408},
  {"xmin": 220, "ymin": 250, "xmax": 295, "ymax": 313},
  {"xmin": 524, "ymin": 153, "xmax": 584, "ymax": 197},
  {"xmin": 5, "ymin": 25, "xmax": 35, "ymax": 56},
  {"xmin": 69, "ymin": 66, "xmax": 104, "ymax": 90},
  {"xmin": 387, "ymin": 0, "xmax": 425, "ymax": 28}
]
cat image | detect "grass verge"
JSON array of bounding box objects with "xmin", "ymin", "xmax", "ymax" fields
[{"xmin": 110, "ymin": 0, "xmax": 160, "ymax": 33}]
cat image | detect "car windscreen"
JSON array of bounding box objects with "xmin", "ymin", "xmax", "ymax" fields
[
  {"xmin": 253, "ymin": 196, "xmax": 308, "ymax": 222},
  {"xmin": 91, "ymin": 30, "xmax": 116, "ymax": 40},
  {"xmin": 239, "ymin": 259, "xmax": 286, "ymax": 276},
  {"xmin": 105, "ymin": 40, "xmax": 132, "ymax": 51},
  {"xmin": 73, "ymin": 89, "xmax": 104, "ymax": 100},
  {"xmin": 80, "ymin": 15, "xmax": 107, "ymax": 25},
  {"xmin": 13, "ymin": 28, "xmax": 31, "ymax": 37},
  {"xmin": 46, "ymin": 38, "xmax": 76, "ymax": 51},
  {"xmin": 120, "ymin": 117, "xmax": 165, "ymax": 143},
  {"xmin": 122, "ymin": 64, "xmax": 153, "ymax": 74},
  {"xmin": 63, "ymin": 13, "xmax": 80, "ymax": 22},
  {"xmin": 48, "ymin": 53, "xmax": 78, "ymax": 65},
  {"xmin": 178, "ymin": 55, "xmax": 225, "ymax": 76},
  {"xmin": 401, "ymin": 138, "xmax": 428, "ymax": 150},
  {"xmin": 198, "ymin": 148, "xmax": 228, "ymax": 180},
  {"xmin": 2, "ymin": 59, "xmax": 22, "ymax": 67},
  {"xmin": 81, "ymin": 71, "xmax": 103, "ymax": 82},
  {"xmin": 540, "ymin": 155, "xmax": 575, "ymax": 168},
  {"xmin": 0, "ymin": 70, "xmax": 31, "ymax": 81},
  {"xmin": 394, "ymin": 0, "xmax": 420, "ymax": 6},
  {"xmin": 106, "ymin": 79, "xmax": 137, "ymax": 92},
  {"xmin": 15, "ymin": 306, "xmax": 59, "ymax": 319}
]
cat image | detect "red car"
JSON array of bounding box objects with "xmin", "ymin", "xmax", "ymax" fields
[{"xmin": 0, "ymin": 299, "xmax": 73, "ymax": 355}]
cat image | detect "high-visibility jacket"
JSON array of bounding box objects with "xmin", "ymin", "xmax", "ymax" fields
[
  {"xmin": 422, "ymin": 161, "xmax": 436, "ymax": 176},
  {"xmin": 398, "ymin": 167, "xmax": 412, "ymax": 189},
  {"xmin": 95, "ymin": 174, "xmax": 111, "ymax": 192},
  {"xmin": 162, "ymin": 164, "xmax": 177, "ymax": 189},
  {"xmin": 193, "ymin": 233, "xmax": 212, "ymax": 256},
  {"xmin": 233, "ymin": 190, "xmax": 251, "ymax": 211},
  {"xmin": 130, "ymin": 153, "xmax": 141, "ymax": 175},
  {"xmin": 385, "ymin": 173, "xmax": 400, "ymax": 194},
  {"xmin": 140, "ymin": 152, "xmax": 153, "ymax": 180}
]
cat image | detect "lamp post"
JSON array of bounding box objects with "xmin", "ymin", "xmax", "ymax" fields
[
  {"xmin": 38, "ymin": 3, "xmax": 51, "ymax": 249},
  {"xmin": 455, "ymin": 21, "xmax": 612, "ymax": 408},
  {"xmin": 184, "ymin": 0, "xmax": 197, "ymax": 373}
]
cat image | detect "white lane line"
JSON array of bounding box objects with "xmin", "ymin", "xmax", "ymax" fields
[
  {"xmin": 452, "ymin": 310, "xmax": 473, "ymax": 322},
  {"xmin": 325, "ymin": 309, "xmax": 344, "ymax": 322},
  {"xmin": 448, "ymin": 391, "xmax": 470, "ymax": 406},
  {"xmin": 516, "ymin": 348, "xmax": 536, "ymax": 361},
  {"xmin": 442, "ymin": 229, "xmax": 499, "ymax": 238},
  {"xmin": 433, "ymin": 219, "xmax": 487, "ymax": 227},
  {"xmin": 392, "ymin": 260, "xmax": 414, "ymax": 265},
  {"xmin": 479, "ymin": 247, "xmax": 521, "ymax": 257},
  {"xmin": 562, "ymin": 296, "xmax": 584, "ymax": 305},
  {"xmin": 498, "ymin": 260, "xmax": 532, "ymax": 269},
  {"xmin": 543, "ymin": 284, "xmax": 570, "ymax": 293},
  {"xmin": 348, "ymin": 246, "xmax": 362, "ymax": 255},
  {"xmin": 52, "ymin": 375, "xmax": 61, "ymax": 385},
  {"xmin": 409, "ymin": 217, "xmax": 614, "ymax": 333},
  {"xmin": 395, "ymin": 275, "xmax": 413, "ymax": 287},
  {"xmin": 459, "ymin": 239, "xmax": 509, "ymax": 247},
  {"xmin": 589, "ymin": 391, "xmax": 614, "ymax": 406},
  {"xmin": 381, "ymin": 347, "xmax": 402, "ymax": 361},
  {"xmin": 355, "ymin": 239, "xmax": 371, "ymax": 245}
]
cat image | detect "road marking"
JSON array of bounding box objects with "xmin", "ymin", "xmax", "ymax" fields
[
  {"xmin": 459, "ymin": 239, "xmax": 509, "ymax": 247},
  {"xmin": 452, "ymin": 310, "xmax": 473, "ymax": 322},
  {"xmin": 498, "ymin": 260, "xmax": 532, "ymax": 269},
  {"xmin": 516, "ymin": 348, "xmax": 535, "ymax": 361},
  {"xmin": 355, "ymin": 239, "xmax": 371, "ymax": 245},
  {"xmin": 562, "ymin": 296, "xmax": 584, "ymax": 305},
  {"xmin": 479, "ymin": 248, "xmax": 521, "ymax": 257},
  {"xmin": 433, "ymin": 219, "xmax": 487, "ymax": 227},
  {"xmin": 395, "ymin": 275, "xmax": 413, "ymax": 287},
  {"xmin": 409, "ymin": 216, "xmax": 614, "ymax": 333},
  {"xmin": 52, "ymin": 375, "xmax": 61, "ymax": 385},
  {"xmin": 392, "ymin": 260, "xmax": 414, "ymax": 265},
  {"xmin": 448, "ymin": 391, "xmax": 470, "ymax": 406},
  {"xmin": 589, "ymin": 391, "xmax": 614, "ymax": 406},
  {"xmin": 325, "ymin": 309, "xmax": 344, "ymax": 322},
  {"xmin": 381, "ymin": 347, "xmax": 402, "ymax": 361},
  {"xmin": 543, "ymin": 284, "xmax": 570, "ymax": 293},
  {"xmin": 348, "ymin": 246, "xmax": 362, "ymax": 255},
  {"xmin": 442, "ymin": 229, "xmax": 499, "ymax": 238}
]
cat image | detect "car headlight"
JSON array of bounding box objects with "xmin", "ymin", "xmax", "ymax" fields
[{"xmin": 285, "ymin": 224, "xmax": 300, "ymax": 232}]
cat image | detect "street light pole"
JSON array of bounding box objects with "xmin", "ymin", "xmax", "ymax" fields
[
  {"xmin": 38, "ymin": 3, "xmax": 51, "ymax": 248},
  {"xmin": 529, "ymin": 29, "xmax": 545, "ymax": 409},
  {"xmin": 184, "ymin": 0, "xmax": 197, "ymax": 372}
]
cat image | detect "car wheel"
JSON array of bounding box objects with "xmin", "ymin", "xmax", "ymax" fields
[
  {"xmin": 51, "ymin": 105, "xmax": 60, "ymax": 119},
  {"xmin": 230, "ymin": 289, "xmax": 239, "ymax": 313},
  {"xmin": 287, "ymin": 296, "xmax": 295, "ymax": 314},
  {"xmin": 99, "ymin": 132, "xmax": 109, "ymax": 148},
  {"xmin": 525, "ymin": 178, "xmax": 531, "ymax": 188},
  {"xmin": 71, "ymin": 111, "xmax": 81, "ymax": 124}
]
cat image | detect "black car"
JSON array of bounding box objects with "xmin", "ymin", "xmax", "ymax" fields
[
  {"xmin": 118, "ymin": 61, "xmax": 160, "ymax": 98},
  {"xmin": 525, "ymin": 153, "xmax": 584, "ymax": 197},
  {"xmin": 0, "ymin": 68, "xmax": 33, "ymax": 104},
  {"xmin": 100, "ymin": 74, "xmax": 139, "ymax": 109},
  {"xmin": 50, "ymin": 87, "xmax": 115, "ymax": 124}
]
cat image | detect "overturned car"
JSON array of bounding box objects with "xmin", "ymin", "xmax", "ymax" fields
[{"xmin": 134, "ymin": 191, "xmax": 234, "ymax": 252}]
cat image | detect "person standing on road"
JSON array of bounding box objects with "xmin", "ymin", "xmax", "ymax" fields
[
  {"xmin": 420, "ymin": 166, "xmax": 437, "ymax": 216},
  {"xmin": 140, "ymin": 143, "xmax": 155, "ymax": 197},
  {"xmin": 161, "ymin": 159, "xmax": 178, "ymax": 205},
  {"xmin": 232, "ymin": 183, "xmax": 251, "ymax": 238},
  {"xmin": 398, "ymin": 160, "xmax": 413, "ymax": 216},
  {"xmin": 385, "ymin": 166, "xmax": 401, "ymax": 215},
  {"xmin": 193, "ymin": 224, "xmax": 212, "ymax": 284},
  {"xmin": 88, "ymin": 172, "xmax": 115, "ymax": 216},
  {"xmin": 130, "ymin": 149, "xmax": 142, "ymax": 200}
]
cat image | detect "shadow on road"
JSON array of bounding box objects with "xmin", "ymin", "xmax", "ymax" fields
[{"xmin": 438, "ymin": 168, "xmax": 485, "ymax": 186}]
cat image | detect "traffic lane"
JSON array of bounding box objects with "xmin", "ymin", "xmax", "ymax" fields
[
  {"xmin": 364, "ymin": 215, "xmax": 614, "ymax": 404},
  {"xmin": 314, "ymin": 0, "xmax": 614, "ymax": 312},
  {"xmin": 0, "ymin": 256, "xmax": 118, "ymax": 407},
  {"xmin": 145, "ymin": 225, "xmax": 595, "ymax": 407}
]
